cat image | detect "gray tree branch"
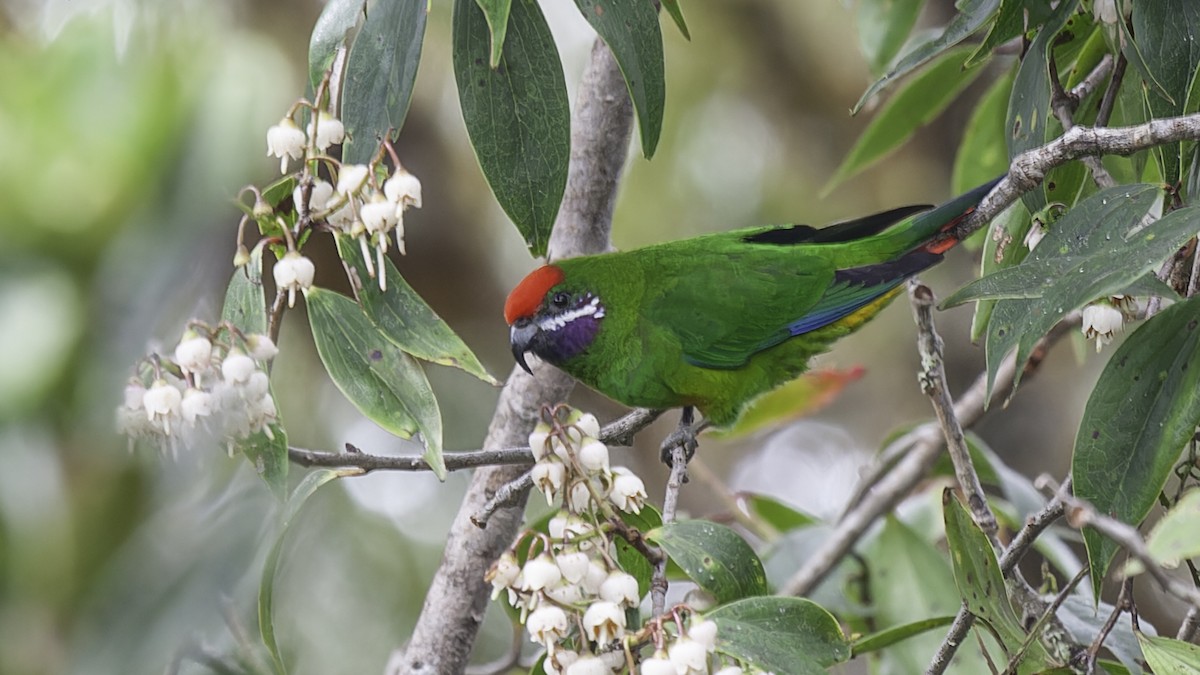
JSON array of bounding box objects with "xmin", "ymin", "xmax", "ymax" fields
[{"xmin": 386, "ymin": 40, "xmax": 633, "ymax": 675}]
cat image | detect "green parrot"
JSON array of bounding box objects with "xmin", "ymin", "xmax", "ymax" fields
[{"xmin": 506, "ymin": 177, "xmax": 1000, "ymax": 428}]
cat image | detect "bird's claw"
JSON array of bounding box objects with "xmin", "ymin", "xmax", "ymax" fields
[{"xmin": 660, "ymin": 407, "xmax": 699, "ymax": 468}]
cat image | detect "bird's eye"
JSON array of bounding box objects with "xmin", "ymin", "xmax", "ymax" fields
[{"xmin": 551, "ymin": 292, "xmax": 570, "ymax": 308}]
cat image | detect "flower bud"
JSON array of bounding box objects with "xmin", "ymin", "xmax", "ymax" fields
[
  {"xmin": 564, "ymin": 656, "xmax": 607, "ymax": 675},
  {"xmin": 336, "ymin": 164, "xmax": 370, "ymax": 195},
  {"xmin": 556, "ymin": 550, "xmax": 591, "ymax": 584},
  {"xmin": 668, "ymin": 637, "xmax": 708, "ymax": 673},
  {"xmin": 245, "ymin": 334, "xmax": 279, "ymax": 361},
  {"xmin": 599, "ymin": 570, "xmax": 639, "ymax": 607},
  {"xmin": 174, "ymin": 334, "xmax": 213, "ymax": 376},
  {"xmin": 577, "ymin": 438, "xmax": 610, "ymax": 474},
  {"xmin": 528, "ymin": 421, "xmax": 552, "ymax": 461},
  {"xmin": 222, "ymin": 352, "xmax": 257, "ymax": 385},
  {"xmin": 487, "ymin": 551, "xmax": 521, "ymax": 600},
  {"xmin": 688, "ymin": 619, "xmax": 719, "ymax": 652},
  {"xmin": 640, "ymin": 654, "xmax": 675, "ymax": 675},
  {"xmin": 520, "ymin": 553, "xmax": 562, "ymax": 592}
]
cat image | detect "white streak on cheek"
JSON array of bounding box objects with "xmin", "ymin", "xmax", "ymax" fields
[{"xmin": 538, "ymin": 296, "xmax": 605, "ymax": 332}]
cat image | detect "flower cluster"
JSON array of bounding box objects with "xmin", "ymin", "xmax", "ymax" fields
[
  {"xmin": 117, "ymin": 323, "xmax": 279, "ymax": 456},
  {"xmin": 259, "ymin": 101, "xmax": 423, "ymax": 297},
  {"xmin": 1082, "ymin": 295, "xmax": 1132, "ymax": 351},
  {"xmin": 486, "ymin": 407, "xmax": 748, "ymax": 674}
]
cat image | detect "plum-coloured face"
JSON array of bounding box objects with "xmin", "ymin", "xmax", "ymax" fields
[{"xmin": 506, "ymin": 267, "xmax": 606, "ymax": 372}]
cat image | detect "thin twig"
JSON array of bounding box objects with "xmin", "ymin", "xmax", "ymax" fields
[
  {"xmin": 288, "ymin": 407, "xmax": 662, "ymax": 474},
  {"xmin": 909, "ymin": 280, "xmax": 1000, "ymax": 547},
  {"xmin": 1038, "ymin": 475, "xmax": 1200, "ymax": 610},
  {"xmin": 1049, "ymin": 53, "xmax": 1117, "ymax": 188},
  {"xmin": 1096, "ymin": 53, "xmax": 1127, "ymax": 128},
  {"xmin": 470, "ymin": 472, "xmax": 534, "ymax": 528},
  {"xmin": 1002, "ymin": 567, "xmax": 1088, "ymax": 675},
  {"xmin": 1085, "ymin": 578, "xmax": 1132, "ymax": 674},
  {"xmin": 652, "ymin": 443, "xmax": 690, "ymax": 617}
]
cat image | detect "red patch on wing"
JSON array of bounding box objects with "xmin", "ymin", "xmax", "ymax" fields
[{"xmin": 504, "ymin": 265, "xmax": 564, "ymax": 325}]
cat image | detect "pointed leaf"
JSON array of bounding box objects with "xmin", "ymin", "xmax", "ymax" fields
[
  {"xmin": 1006, "ymin": 0, "xmax": 1079, "ymax": 214},
  {"xmin": 260, "ymin": 468, "xmax": 360, "ymax": 674},
  {"xmin": 240, "ymin": 423, "xmax": 289, "ymax": 501},
  {"xmin": 942, "ymin": 186, "xmax": 1197, "ymax": 399},
  {"xmin": 335, "ymin": 234, "xmax": 497, "ymax": 383},
  {"xmin": 222, "ymin": 246, "xmax": 268, "ymax": 336},
  {"xmin": 742, "ymin": 493, "xmax": 819, "ymax": 535},
  {"xmin": 707, "ymin": 597, "xmax": 851, "ymax": 672},
  {"xmin": 341, "ymin": 0, "xmax": 428, "ymax": 165},
  {"xmin": 1132, "ymin": 0, "xmax": 1200, "ymax": 185},
  {"xmin": 850, "ymin": 616, "xmax": 956, "ymax": 656},
  {"xmin": 712, "ymin": 366, "xmax": 865, "ymax": 439},
  {"xmin": 1075, "ymin": 295, "xmax": 1200, "ymax": 596},
  {"xmin": 661, "ymin": 0, "xmax": 689, "ymax": 40},
  {"xmin": 646, "ymin": 520, "xmax": 767, "ymax": 603},
  {"xmin": 944, "ymin": 490, "xmax": 1055, "ymax": 671},
  {"xmin": 853, "ymin": 0, "xmax": 998, "ymax": 113},
  {"xmin": 1138, "ymin": 633, "xmax": 1200, "ymax": 674},
  {"xmin": 308, "ymin": 0, "xmax": 366, "ymax": 93},
  {"xmin": 969, "ymin": 200, "xmax": 1030, "ymax": 343},
  {"xmin": 475, "ymin": 0, "xmax": 513, "ymax": 67},
  {"xmin": 828, "ymin": 46, "xmax": 982, "ymax": 192},
  {"xmin": 856, "ymin": 0, "xmax": 924, "ymax": 76},
  {"xmin": 954, "ymin": 67, "xmax": 1014, "ymax": 196},
  {"xmin": 1057, "ymin": 596, "xmax": 1150, "ymax": 675},
  {"xmin": 307, "ymin": 288, "xmax": 445, "ymax": 478},
  {"xmin": 964, "ymin": 0, "xmax": 1023, "ymax": 67},
  {"xmin": 573, "ymin": 0, "xmax": 664, "ymax": 157},
  {"xmin": 453, "ymin": 0, "xmax": 569, "ymax": 257}
]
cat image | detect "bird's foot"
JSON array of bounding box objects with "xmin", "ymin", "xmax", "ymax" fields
[{"xmin": 660, "ymin": 407, "xmax": 700, "ymax": 468}]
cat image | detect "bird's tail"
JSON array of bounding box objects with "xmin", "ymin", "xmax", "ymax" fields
[{"xmin": 892, "ymin": 175, "xmax": 1004, "ymax": 256}]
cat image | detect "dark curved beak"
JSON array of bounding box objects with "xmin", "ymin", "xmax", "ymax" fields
[{"xmin": 510, "ymin": 321, "xmax": 537, "ymax": 375}]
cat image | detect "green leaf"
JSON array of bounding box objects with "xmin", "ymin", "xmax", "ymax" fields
[
  {"xmin": 742, "ymin": 493, "xmax": 819, "ymax": 536},
  {"xmin": 943, "ymin": 489, "xmax": 1056, "ymax": 672},
  {"xmin": 828, "ymin": 46, "xmax": 982, "ymax": 192},
  {"xmin": 866, "ymin": 516, "xmax": 986, "ymax": 673},
  {"xmin": 1127, "ymin": 489, "xmax": 1200, "ymax": 575},
  {"xmin": 1074, "ymin": 295, "xmax": 1200, "ymax": 596},
  {"xmin": 335, "ymin": 234, "xmax": 497, "ymax": 384},
  {"xmin": 453, "ymin": 0, "xmax": 569, "ymax": 258},
  {"xmin": 308, "ymin": 0, "xmax": 365, "ymax": 94},
  {"xmin": 712, "ymin": 367, "xmax": 864, "ymax": 439},
  {"xmin": 1132, "ymin": 0, "xmax": 1200, "ymax": 185},
  {"xmin": 259, "ymin": 468, "xmax": 360, "ymax": 675},
  {"xmin": 573, "ymin": 0, "xmax": 665, "ymax": 158},
  {"xmin": 221, "ymin": 246, "xmax": 268, "ymax": 336},
  {"xmin": 646, "ymin": 520, "xmax": 767, "ymax": 603},
  {"xmin": 850, "ymin": 616, "xmax": 956, "ymax": 656},
  {"xmin": 1005, "ymin": 0, "xmax": 1079, "ymax": 214},
  {"xmin": 1057, "ymin": 596, "xmax": 1147, "ymax": 675},
  {"xmin": 613, "ymin": 506, "xmax": 661, "ymax": 600},
  {"xmin": 707, "ymin": 596, "xmax": 850, "ymax": 672},
  {"xmin": 969, "ymin": 200, "xmax": 1030, "ymax": 343},
  {"xmin": 943, "ymin": 186, "xmax": 1198, "ymax": 400},
  {"xmin": 953, "ymin": 67, "xmax": 1014, "ymax": 196},
  {"xmin": 1138, "ymin": 633, "xmax": 1200, "ymax": 673},
  {"xmin": 661, "ymin": 0, "xmax": 690, "ymax": 40},
  {"xmin": 307, "ymin": 288, "xmax": 445, "ymax": 478},
  {"xmin": 964, "ymin": 0, "xmax": 1023, "ymax": 67},
  {"xmin": 341, "ymin": 0, "xmax": 428, "ymax": 165},
  {"xmin": 856, "ymin": 0, "xmax": 924, "ymax": 75},
  {"xmin": 853, "ymin": 0, "xmax": 998, "ymax": 113},
  {"xmin": 475, "ymin": 0, "xmax": 513, "ymax": 67},
  {"xmin": 240, "ymin": 423, "xmax": 289, "ymax": 501}
]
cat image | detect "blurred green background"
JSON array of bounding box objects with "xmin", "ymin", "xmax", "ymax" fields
[{"xmin": 0, "ymin": 1, "xmax": 1122, "ymax": 673}]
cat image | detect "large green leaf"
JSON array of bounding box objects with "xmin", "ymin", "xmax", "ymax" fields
[
  {"xmin": 475, "ymin": 0, "xmax": 513, "ymax": 67},
  {"xmin": 943, "ymin": 490, "xmax": 1056, "ymax": 673},
  {"xmin": 856, "ymin": 0, "xmax": 924, "ymax": 76},
  {"xmin": 1137, "ymin": 633, "xmax": 1200, "ymax": 674},
  {"xmin": 1074, "ymin": 294, "xmax": 1200, "ymax": 597},
  {"xmin": 1132, "ymin": 0, "xmax": 1200, "ymax": 185},
  {"xmin": 1005, "ymin": 0, "xmax": 1079, "ymax": 214},
  {"xmin": 221, "ymin": 246, "xmax": 268, "ymax": 336},
  {"xmin": 943, "ymin": 186, "xmax": 1198, "ymax": 400},
  {"xmin": 707, "ymin": 597, "xmax": 850, "ymax": 673},
  {"xmin": 1126, "ymin": 488, "xmax": 1200, "ymax": 575},
  {"xmin": 969, "ymin": 200, "xmax": 1030, "ymax": 343},
  {"xmin": 953, "ymin": 67, "xmax": 1014, "ymax": 197},
  {"xmin": 866, "ymin": 516, "xmax": 986, "ymax": 674},
  {"xmin": 827, "ymin": 46, "xmax": 982, "ymax": 192},
  {"xmin": 307, "ymin": 288, "xmax": 445, "ymax": 478},
  {"xmin": 853, "ymin": 0, "xmax": 998, "ymax": 113},
  {"xmin": 335, "ymin": 234, "xmax": 497, "ymax": 384},
  {"xmin": 964, "ymin": 0, "xmax": 1023, "ymax": 67},
  {"xmin": 573, "ymin": 0, "xmax": 664, "ymax": 158},
  {"xmin": 259, "ymin": 468, "xmax": 359, "ymax": 675},
  {"xmin": 646, "ymin": 520, "xmax": 767, "ymax": 603},
  {"xmin": 453, "ymin": 0, "xmax": 569, "ymax": 258},
  {"xmin": 341, "ymin": 0, "xmax": 428, "ymax": 165},
  {"xmin": 308, "ymin": 0, "xmax": 365, "ymax": 94}
]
